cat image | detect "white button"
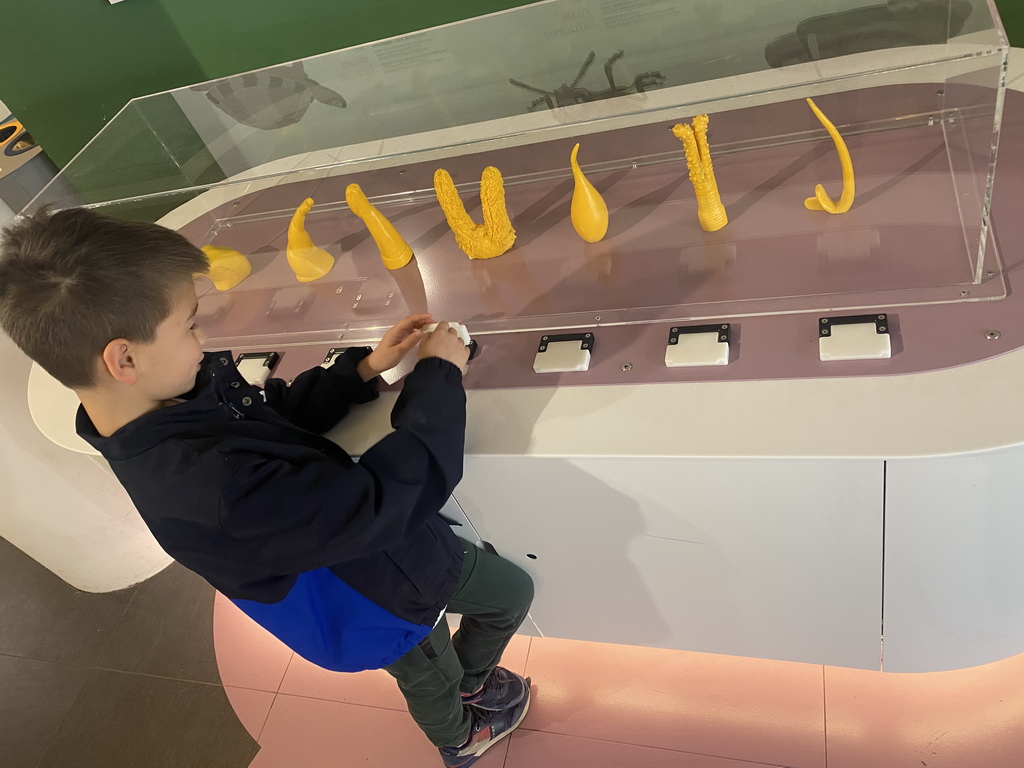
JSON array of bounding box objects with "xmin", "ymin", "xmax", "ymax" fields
[
  {"xmin": 819, "ymin": 323, "xmax": 891, "ymax": 361},
  {"xmin": 534, "ymin": 341, "xmax": 592, "ymax": 373},
  {"xmin": 665, "ymin": 332, "xmax": 729, "ymax": 367}
]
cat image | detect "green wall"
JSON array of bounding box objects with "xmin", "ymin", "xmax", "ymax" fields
[
  {"xmin": 0, "ymin": 0, "xmax": 1020, "ymax": 168},
  {"xmin": 0, "ymin": 0, "xmax": 537, "ymax": 167}
]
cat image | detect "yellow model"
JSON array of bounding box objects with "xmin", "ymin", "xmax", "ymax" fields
[
  {"xmin": 804, "ymin": 97, "xmax": 855, "ymax": 214},
  {"xmin": 433, "ymin": 167, "xmax": 516, "ymax": 260},
  {"xmin": 200, "ymin": 245, "xmax": 251, "ymax": 291},
  {"xmin": 286, "ymin": 198, "xmax": 335, "ymax": 282},
  {"xmin": 569, "ymin": 143, "xmax": 609, "ymax": 243},
  {"xmin": 344, "ymin": 183, "xmax": 413, "ymax": 270},
  {"xmin": 672, "ymin": 115, "xmax": 728, "ymax": 232}
]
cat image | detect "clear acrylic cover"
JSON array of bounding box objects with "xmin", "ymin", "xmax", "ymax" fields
[{"xmin": 25, "ymin": 0, "xmax": 1009, "ymax": 349}]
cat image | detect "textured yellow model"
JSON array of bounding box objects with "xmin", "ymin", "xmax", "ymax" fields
[
  {"xmin": 286, "ymin": 198, "xmax": 335, "ymax": 282},
  {"xmin": 200, "ymin": 245, "xmax": 251, "ymax": 291},
  {"xmin": 344, "ymin": 183, "xmax": 413, "ymax": 270},
  {"xmin": 804, "ymin": 97, "xmax": 855, "ymax": 214},
  {"xmin": 569, "ymin": 143, "xmax": 609, "ymax": 243},
  {"xmin": 433, "ymin": 167, "xmax": 516, "ymax": 260},
  {"xmin": 672, "ymin": 115, "xmax": 728, "ymax": 232}
]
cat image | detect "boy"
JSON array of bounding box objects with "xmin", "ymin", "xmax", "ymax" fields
[{"xmin": 0, "ymin": 207, "xmax": 534, "ymax": 767}]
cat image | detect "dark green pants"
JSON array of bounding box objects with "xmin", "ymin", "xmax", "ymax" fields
[{"xmin": 384, "ymin": 538, "xmax": 535, "ymax": 748}]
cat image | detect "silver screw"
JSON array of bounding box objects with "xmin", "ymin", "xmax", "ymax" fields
[
  {"xmin": 595, "ymin": 316, "xmax": 601, "ymax": 322},
  {"xmin": 987, "ymin": 270, "xmax": 995, "ymax": 277},
  {"xmin": 986, "ymin": 330, "xmax": 1001, "ymax": 340},
  {"xmin": 621, "ymin": 363, "xmax": 633, "ymax": 372},
  {"xmin": 960, "ymin": 290, "xmax": 969, "ymax": 297}
]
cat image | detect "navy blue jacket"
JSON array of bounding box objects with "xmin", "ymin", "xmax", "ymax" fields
[{"xmin": 77, "ymin": 347, "xmax": 467, "ymax": 671}]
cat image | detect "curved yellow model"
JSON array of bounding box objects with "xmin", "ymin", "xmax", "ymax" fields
[
  {"xmin": 672, "ymin": 115, "xmax": 728, "ymax": 232},
  {"xmin": 286, "ymin": 198, "xmax": 335, "ymax": 282},
  {"xmin": 569, "ymin": 143, "xmax": 609, "ymax": 243},
  {"xmin": 433, "ymin": 167, "xmax": 516, "ymax": 260},
  {"xmin": 344, "ymin": 183, "xmax": 413, "ymax": 270},
  {"xmin": 200, "ymin": 245, "xmax": 251, "ymax": 291},
  {"xmin": 804, "ymin": 97, "xmax": 855, "ymax": 214}
]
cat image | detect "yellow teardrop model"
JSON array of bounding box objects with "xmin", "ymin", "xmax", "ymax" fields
[
  {"xmin": 345, "ymin": 183, "xmax": 413, "ymax": 270},
  {"xmin": 569, "ymin": 143, "xmax": 609, "ymax": 243},
  {"xmin": 200, "ymin": 245, "xmax": 251, "ymax": 291},
  {"xmin": 672, "ymin": 114, "xmax": 728, "ymax": 232},
  {"xmin": 804, "ymin": 97, "xmax": 856, "ymax": 214},
  {"xmin": 433, "ymin": 167, "xmax": 516, "ymax": 260},
  {"xmin": 286, "ymin": 198, "xmax": 335, "ymax": 282}
]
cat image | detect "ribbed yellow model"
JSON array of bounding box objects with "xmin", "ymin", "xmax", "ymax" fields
[
  {"xmin": 200, "ymin": 245, "xmax": 252, "ymax": 291},
  {"xmin": 804, "ymin": 97, "xmax": 855, "ymax": 214},
  {"xmin": 569, "ymin": 143, "xmax": 609, "ymax": 243},
  {"xmin": 286, "ymin": 198, "xmax": 335, "ymax": 282},
  {"xmin": 433, "ymin": 167, "xmax": 516, "ymax": 260},
  {"xmin": 344, "ymin": 183, "xmax": 413, "ymax": 270},
  {"xmin": 672, "ymin": 115, "xmax": 728, "ymax": 232}
]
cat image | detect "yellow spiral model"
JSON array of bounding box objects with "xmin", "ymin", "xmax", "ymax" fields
[
  {"xmin": 345, "ymin": 183, "xmax": 413, "ymax": 270},
  {"xmin": 200, "ymin": 245, "xmax": 251, "ymax": 291},
  {"xmin": 804, "ymin": 98, "xmax": 855, "ymax": 214},
  {"xmin": 286, "ymin": 198, "xmax": 335, "ymax": 282},
  {"xmin": 569, "ymin": 143, "xmax": 609, "ymax": 243},
  {"xmin": 433, "ymin": 167, "xmax": 516, "ymax": 260},
  {"xmin": 672, "ymin": 115, "xmax": 728, "ymax": 232}
]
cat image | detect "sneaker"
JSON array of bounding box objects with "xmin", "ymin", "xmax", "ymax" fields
[
  {"xmin": 439, "ymin": 683, "xmax": 531, "ymax": 768},
  {"xmin": 461, "ymin": 666, "xmax": 530, "ymax": 711}
]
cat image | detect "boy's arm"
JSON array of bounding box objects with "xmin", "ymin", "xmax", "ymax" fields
[
  {"xmin": 260, "ymin": 346, "xmax": 379, "ymax": 433},
  {"xmin": 218, "ymin": 357, "xmax": 465, "ymax": 571}
]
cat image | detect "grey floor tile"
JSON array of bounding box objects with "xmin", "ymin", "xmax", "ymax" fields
[
  {"xmin": 0, "ymin": 655, "xmax": 91, "ymax": 768},
  {"xmin": 93, "ymin": 561, "xmax": 220, "ymax": 684},
  {"xmin": 37, "ymin": 669, "xmax": 258, "ymax": 768},
  {"xmin": 0, "ymin": 537, "xmax": 138, "ymax": 665}
]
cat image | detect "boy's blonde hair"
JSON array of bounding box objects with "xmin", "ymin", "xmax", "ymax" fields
[{"xmin": 0, "ymin": 207, "xmax": 208, "ymax": 388}]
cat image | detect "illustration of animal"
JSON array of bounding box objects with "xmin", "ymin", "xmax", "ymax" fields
[
  {"xmin": 191, "ymin": 62, "xmax": 346, "ymax": 131},
  {"xmin": 509, "ymin": 50, "xmax": 666, "ymax": 112}
]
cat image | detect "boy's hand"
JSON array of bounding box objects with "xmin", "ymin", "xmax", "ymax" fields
[
  {"xmin": 418, "ymin": 321, "xmax": 471, "ymax": 373},
  {"xmin": 358, "ymin": 314, "xmax": 433, "ymax": 381}
]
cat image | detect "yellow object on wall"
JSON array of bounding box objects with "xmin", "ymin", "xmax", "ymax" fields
[
  {"xmin": 286, "ymin": 198, "xmax": 335, "ymax": 282},
  {"xmin": 433, "ymin": 167, "xmax": 516, "ymax": 260},
  {"xmin": 200, "ymin": 245, "xmax": 252, "ymax": 291},
  {"xmin": 672, "ymin": 115, "xmax": 728, "ymax": 232},
  {"xmin": 345, "ymin": 183, "xmax": 413, "ymax": 270},
  {"xmin": 804, "ymin": 97, "xmax": 855, "ymax": 214},
  {"xmin": 569, "ymin": 143, "xmax": 609, "ymax": 243}
]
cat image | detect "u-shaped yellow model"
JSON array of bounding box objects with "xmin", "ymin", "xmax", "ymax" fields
[
  {"xmin": 286, "ymin": 198, "xmax": 335, "ymax": 282},
  {"xmin": 569, "ymin": 143, "xmax": 609, "ymax": 243},
  {"xmin": 200, "ymin": 245, "xmax": 251, "ymax": 291},
  {"xmin": 433, "ymin": 167, "xmax": 516, "ymax": 260},
  {"xmin": 345, "ymin": 183, "xmax": 413, "ymax": 270},
  {"xmin": 672, "ymin": 115, "xmax": 728, "ymax": 232},
  {"xmin": 804, "ymin": 97, "xmax": 855, "ymax": 214}
]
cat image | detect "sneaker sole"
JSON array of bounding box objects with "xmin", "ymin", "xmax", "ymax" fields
[{"xmin": 466, "ymin": 679, "xmax": 532, "ymax": 759}]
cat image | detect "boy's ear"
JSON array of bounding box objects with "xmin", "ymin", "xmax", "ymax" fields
[{"xmin": 101, "ymin": 339, "xmax": 140, "ymax": 385}]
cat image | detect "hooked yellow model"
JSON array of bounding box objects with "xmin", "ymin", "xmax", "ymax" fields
[
  {"xmin": 345, "ymin": 183, "xmax": 413, "ymax": 270},
  {"xmin": 672, "ymin": 115, "xmax": 728, "ymax": 232},
  {"xmin": 286, "ymin": 198, "xmax": 335, "ymax": 282},
  {"xmin": 200, "ymin": 245, "xmax": 251, "ymax": 291},
  {"xmin": 433, "ymin": 167, "xmax": 516, "ymax": 259},
  {"xmin": 804, "ymin": 97, "xmax": 855, "ymax": 214},
  {"xmin": 569, "ymin": 143, "xmax": 609, "ymax": 243}
]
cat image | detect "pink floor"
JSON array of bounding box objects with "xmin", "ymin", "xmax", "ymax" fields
[{"xmin": 213, "ymin": 594, "xmax": 1024, "ymax": 767}]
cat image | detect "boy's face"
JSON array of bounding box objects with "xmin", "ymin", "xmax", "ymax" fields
[{"xmin": 136, "ymin": 281, "xmax": 207, "ymax": 400}]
